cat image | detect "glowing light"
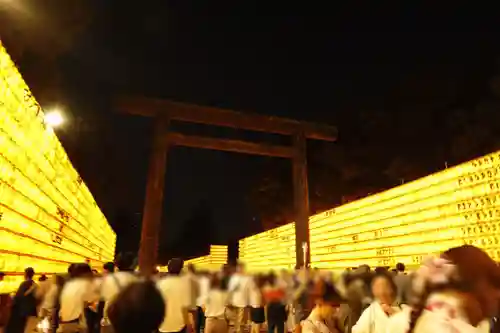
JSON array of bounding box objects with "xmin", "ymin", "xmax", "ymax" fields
[
  {"xmin": 44, "ymin": 110, "xmax": 64, "ymax": 128},
  {"xmin": 0, "ymin": 40, "xmax": 116, "ymax": 293}
]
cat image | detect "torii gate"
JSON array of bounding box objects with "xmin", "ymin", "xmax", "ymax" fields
[{"xmin": 117, "ymin": 96, "xmax": 337, "ymax": 274}]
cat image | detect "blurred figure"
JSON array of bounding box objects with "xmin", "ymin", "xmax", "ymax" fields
[
  {"xmin": 301, "ymin": 282, "xmax": 341, "ymax": 333},
  {"xmin": 102, "ymin": 263, "xmax": 115, "ymax": 276},
  {"xmin": 186, "ymin": 265, "xmax": 201, "ymax": 333},
  {"xmin": 157, "ymin": 258, "xmax": 193, "ymax": 333},
  {"xmin": 352, "ymin": 273, "xmax": 400, "ymax": 333},
  {"xmin": 337, "ymin": 266, "xmax": 372, "ymax": 333},
  {"xmin": 264, "ymin": 273, "xmax": 287, "ymax": 333},
  {"xmin": 228, "ymin": 262, "xmax": 251, "ymax": 333},
  {"xmin": 57, "ymin": 263, "xmax": 97, "ymax": 333},
  {"xmin": 39, "ymin": 274, "xmax": 64, "ymax": 325},
  {"xmin": 5, "ymin": 267, "xmax": 38, "ymax": 333},
  {"xmin": 392, "ymin": 263, "xmax": 411, "ymax": 305},
  {"xmin": 249, "ymin": 275, "xmax": 266, "ymax": 333},
  {"xmin": 100, "ymin": 254, "xmax": 138, "ymax": 333},
  {"xmin": 196, "ymin": 271, "xmax": 210, "ymax": 333},
  {"xmin": 35, "ymin": 275, "xmax": 51, "ymax": 302},
  {"xmin": 387, "ymin": 245, "xmax": 500, "ymax": 333},
  {"xmin": 203, "ymin": 275, "xmax": 229, "ymax": 333},
  {"xmin": 108, "ymin": 281, "xmax": 165, "ymax": 333}
]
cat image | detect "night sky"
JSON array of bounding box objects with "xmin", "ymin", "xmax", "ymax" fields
[{"xmin": 2, "ymin": 2, "xmax": 500, "ymax": 262}]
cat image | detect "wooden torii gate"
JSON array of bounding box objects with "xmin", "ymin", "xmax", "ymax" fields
[{"xmin": 117, "ymin": 96, "xmax": 337, "ymax": 274}]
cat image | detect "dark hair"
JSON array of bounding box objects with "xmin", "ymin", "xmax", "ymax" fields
[
  {"xmin": 320, "ymin": 281, "xmax": 343, "ymax": 304},
  {"xmin": 167, "ymin": 258, "xmax": 184, "ymax": 275},
  {"xmin": 39, "ymin": 274, "xmax": 48, "ymax": 282},
  {"xmin": 255, "ymin": 274, "xmax": 266, "ymax": 289},
  {"xmin": 408, "ymin": 246, "xmax": 500, "ymax": 333},
  {"xmin": 396, "ymin": 263, "xmax": 405, "ymax": 272},
  {"xmin": 267, "ymin": 272, "xmax": 277, "ymax": 286},
  {"xmin": 25, "ymin": 267, "xmax": 35, "ymax": 279},
  {"xmin": 70, "ymin": 263, "xmax": 92, "ymax": 278},
  {"xmin": 103, "ymin": 262, "xmax": 115, "ymax": 273},
  {"xmin": 108, "ymin": 281, "xmax": 165, "ymax": 333},
  {"xmin": 116, "ymin": 253, "xmax": 136, "ymax": 271},
  {"xmin": 209, "ymin": 274, "xmax": 228, "ymax": 290},
  {"xmin": 68, "ymin": 263, "xmax": 77, "ymax": 275},
  {"xmin": 372, "ymin": 272, "xmax": 397, "ymax": 297}
]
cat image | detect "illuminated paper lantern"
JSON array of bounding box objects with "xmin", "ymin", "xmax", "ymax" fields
[
  {"xmin": 309, "ymin": 152, "xmax": 500, "ymax": 270},
  {"xmin": 239, "ymin": 223, "xmax": 296, "ymax": 272},
  {"xmin": 182, "ymin": 245, "xmax": 228, "ymax": 271},
  {"xmin": 239, "ymin": 151, "xmax": 500, "ymax": 271},
  {"xmin": 0, "ymin": 40, "xmax": 116, "ymax": 293}
]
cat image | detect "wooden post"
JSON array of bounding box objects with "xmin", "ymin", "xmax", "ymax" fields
[
  {"xmin": 139, "ymin": 117, "xmax": 169, "ymax": 275},
  {"xmin": 293, "ymin": 131, "xmax": 310, "ymax": 268}
]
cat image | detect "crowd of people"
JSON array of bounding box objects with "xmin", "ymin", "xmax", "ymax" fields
[{"xmin": 0, "ymin": 245, "xmax": 500, "ymax": 333}]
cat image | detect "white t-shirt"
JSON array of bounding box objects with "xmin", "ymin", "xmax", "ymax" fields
[
  {"xmin": 98, "ymin": 271, "xmax": 139, "ymax": 319},
  {"xmin": 196, "ymin": 276, "xmax": 210, "ymax": 307},
  {"xmin": 157, "ymin": 275, "xmax": 191, "ymax": 333},
  {"xmin": 248, "ymin": 279, "xmax": 262, "ymax": 308},
  {"xmin": 59, "ymin": 278, "xmax": 98, "ymax": 322},
  {"xmin": 228, "ymin": 273, "xmax": 251, "ymax": 308},
  {"xmin": 203, "ymin": 290, "xmax": 228, "ymax": 318}
]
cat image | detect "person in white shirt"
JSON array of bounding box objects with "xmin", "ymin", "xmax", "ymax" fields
[
  {"xmin": 301, "ymin": 282, "xmax": 340, "ymax": 333},
  {"xmin": 387, "ymin": 246, "xmax": 500, "ymax": 333},
  {"xmin": 202, "ymin": 275, "xmax": 229, "ymax": 333},
  {"xmin": 58, "ymin": 263, "xmax": 99, "ymax": 333},
  {"xmin": 98, "ymin": 256, "xmax": 138, "ymax": 333},
  {"xmin": 228, "ymin": 262, "xmax": 251, "ymax": 333},
  {"xmin": 157, "ymin": 258, "xmax": 193, "ymax": 333},
  {"xmin": 352, "ymin": 272, "xmax": 401, "ymax": 333}
]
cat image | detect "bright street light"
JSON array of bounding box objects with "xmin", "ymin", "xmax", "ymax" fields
[{"xmin": 44, "ymin": 109, "xmax": 64, "ymax": 128}]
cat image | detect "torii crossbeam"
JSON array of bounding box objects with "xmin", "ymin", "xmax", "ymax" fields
[{"xmin": 117, "ymin": 96, "xmax": 337, "ymax": 274}]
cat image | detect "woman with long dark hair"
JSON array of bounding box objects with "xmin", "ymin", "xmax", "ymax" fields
[{"xmin": 387, "ymin": 245, "xmax": 500, "ymax": 333}]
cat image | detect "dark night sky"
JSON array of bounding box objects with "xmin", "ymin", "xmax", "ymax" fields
[{"xmin": 2, "ymin": 1, "xmax": 500, "ymax": 261}]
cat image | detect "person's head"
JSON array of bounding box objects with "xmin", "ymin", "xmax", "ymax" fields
[
  {"xmin": 70, "ymin": 263, "xmax": 93, "ymax": 279},
  {"xmin": 255, "ymin": 274, "xmax": 266, "ymax": 289},
  {"xmin": 408, "ymin": 245, "xmax": 500, "ymax": 332},
  {"xmin": 103, "ymin": 262, "xmax": 115, "ymax": 275},
  {"xmin": 108, "ymin": 281, "xmax": 165, "ymax": 333},
  {"xmin": 68, "ymin": 263, "xmax": 77, "ymax": 275},
  {"xmin": 371, "ymin": 272, "xmax": 397, "ymax": 304},
  {"xmin": 25, "ymin": 267, "xmax": 35, "ymax": 280},
  {"xmin": 267, "ymin": 272, "xmax": 277, "ymax": 286},
  {"xmin": 116, "ymin": 253, "xmax": 136, "ymax": 272},
  {"xmin": 396, "ymin": 263, "xmax": 405, "ymax": 273},
  {"xmin": 210, "ymin": 274, "xmax": 228, "ymax": 290},
  {"xmin": 0, "ymin": 272, "xmax": 5, "ymax": 281},
  {"xmin": 236, "ymin": 262, "xmax": 245, "ymax": 274},
  {"xmin": 167, "ymin": 258, "xmax": 184, "ymax": 275},
  {"xmin": 314, "ymin": 282, "xmax": 341, "ymax": 320},
  {"xmin": 39, "ymin": 274, "xmax": 47, "ymax": 282}
]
